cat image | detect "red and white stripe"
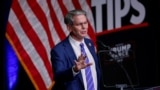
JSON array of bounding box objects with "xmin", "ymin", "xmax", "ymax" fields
[{"xmin": 6, "ymin": 0, "xmax": 96, "ymax": 90}]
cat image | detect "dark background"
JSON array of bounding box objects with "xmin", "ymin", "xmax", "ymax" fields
[{"xmin": 1, "ymin": 0, "xmax": 160, "ymax": 90}]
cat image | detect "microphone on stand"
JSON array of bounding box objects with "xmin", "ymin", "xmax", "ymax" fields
[
  {"xmin": 96, "ymin": 40, "xmax": 117, "ymax": 55},
  {"xmin": 96, "ymin": 40, "xmax": 110, "ymax": 50}
]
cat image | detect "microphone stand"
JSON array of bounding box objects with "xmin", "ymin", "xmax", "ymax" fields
[{"xmin": 115, "ymin": 59, "xmax": 135, "ymax": 90}]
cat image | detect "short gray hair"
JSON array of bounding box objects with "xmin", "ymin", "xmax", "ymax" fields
[{"xmin": 64, "ymin": 9, "xmax": 87, "ymax": 25}]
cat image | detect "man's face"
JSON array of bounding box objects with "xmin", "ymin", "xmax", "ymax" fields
[{"xmin": 69, "ymin": 14, "xmax": 88, "ymax": 41}]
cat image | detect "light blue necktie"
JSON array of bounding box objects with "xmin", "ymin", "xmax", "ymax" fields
[{"xmin": 80, "ymin": 43, "xmax": 95, "ymax": 90}]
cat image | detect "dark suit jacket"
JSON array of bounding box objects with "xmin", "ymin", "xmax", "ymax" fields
[{"xmin": 51, "ymin": 36, "xmax": 102, "ymax": 90}]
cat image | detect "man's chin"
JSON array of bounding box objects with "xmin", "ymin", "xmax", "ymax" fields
[
  {"xmin": 81, "ymin": 33, "xmax": 87, "ymax": 36},
  {"xmin": 81, "ymin": 35, "xmax": 87, "ymax": 38}
]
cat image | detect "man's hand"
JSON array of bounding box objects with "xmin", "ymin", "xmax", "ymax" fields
[{"xmin": 73, "ymin": 54, "xmax": 93, "ymax": 72}]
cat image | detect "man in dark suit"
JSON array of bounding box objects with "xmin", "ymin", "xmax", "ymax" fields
[{"xmin": 50, "ymin": 9, "xmax": 102, "ymax": 90}]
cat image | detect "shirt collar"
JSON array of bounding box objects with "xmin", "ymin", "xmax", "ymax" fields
[{"xmin": 69, "ymin": 35, "xmax": 85, "ymax": 46}]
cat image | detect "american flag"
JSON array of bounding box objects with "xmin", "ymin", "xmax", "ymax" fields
[{"xmin": 5, "ymin": 0, "xmax": 96, "ymax": 89}]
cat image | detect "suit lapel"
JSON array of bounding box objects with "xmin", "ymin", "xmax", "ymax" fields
[
  {"xmin": 84, "ymin": 39, "xmax": 96, "ymax": 60},
  {"xmin": 63, "ymin": 38, "xmax": 77, "ymax": 64}
]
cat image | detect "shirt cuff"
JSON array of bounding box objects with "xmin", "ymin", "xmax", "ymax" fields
[{"xmin": 72, "ymin": 66, "xmax": 79, "ymax": 76}]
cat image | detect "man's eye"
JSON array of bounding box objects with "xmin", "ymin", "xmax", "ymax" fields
[
  {"xmin": 84, "ymin": 22, "xmax": 88, "ymax": 24},
  {"xmin": 77, "ymin": 23, "xmax": 82, "ymax": 26},
  {"xmin": 76, "ymin": 22, "xmax": 88, "ymax": 26}
]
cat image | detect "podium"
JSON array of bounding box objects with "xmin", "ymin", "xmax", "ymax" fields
[{"xmin": 98, "ymin": 42, "xmax": 139, "ymax": 90}]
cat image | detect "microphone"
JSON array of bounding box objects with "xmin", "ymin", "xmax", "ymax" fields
[
  {"xmin": 96, "ymin": 40, "xmax": 117, "ymax": 54},
  {"xmin": 96, "ymin": 40, "xmax": 111, "ymax": 50}
]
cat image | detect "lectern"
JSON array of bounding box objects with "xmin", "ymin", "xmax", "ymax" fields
[{"xmin": 98, "ymin": 42, "xmax": 139, "ymax": 90}]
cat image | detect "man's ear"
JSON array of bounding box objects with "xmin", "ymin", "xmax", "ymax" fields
[{"xmin": 66, "ymin": 25, "xmax": 72, "ymax": 32}]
